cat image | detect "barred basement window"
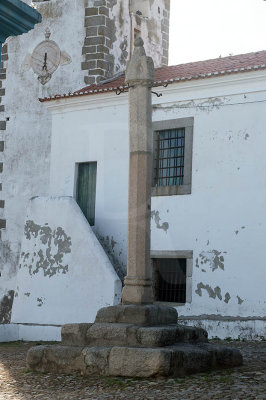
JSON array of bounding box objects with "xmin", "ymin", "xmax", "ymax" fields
[
  {"xmin": 151, "ymin": 251, "xmax": 193, "ymax": 304},
  {"xmin": 152, "ymin": 117, "xmax": 194, "ymax": 196},
  {"xmin": 153, "ymin": 258, "xmax": 187, "ymax": 303}
]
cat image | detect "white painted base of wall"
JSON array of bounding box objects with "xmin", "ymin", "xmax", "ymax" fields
[
  {"xmin": 1, "ymin": 319, "xmax": 265, "ymax": 342},
  {"xmin": 179, "ymin": 318, "xmax": 266, "ymax": 340},
  {"xmin": 0, "ymin": 324, "xmax": 61, "ymax": 342}
]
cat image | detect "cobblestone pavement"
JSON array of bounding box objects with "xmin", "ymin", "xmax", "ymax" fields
[{"xmin": 0, "ymin": 341, "xmax": 265, "ymax": 400}]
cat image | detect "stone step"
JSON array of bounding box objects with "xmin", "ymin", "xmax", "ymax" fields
[
  {"xmin": 94, "ymin": 305, "xmax": 178, "ymax": 326},
  {"xmin": 61, "ymin": 323, "xmax": 208, "ymax": 347},
  {"xmin": 27, "ymin": 342, "xmax": 243, "ymax": 378}
]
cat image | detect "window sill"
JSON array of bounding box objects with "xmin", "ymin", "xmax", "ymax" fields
[
  {"xmin": 152, "ymin": 184, "xmax": 191, "ymax": 196},
  {"xmin": 154, "ymin": 301, "xmax": 187, "ymax": 307}
]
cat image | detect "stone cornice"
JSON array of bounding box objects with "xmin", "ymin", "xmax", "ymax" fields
[{"xmin": 0, "ymin": 0, "xmax": 42, "ymax": 43}]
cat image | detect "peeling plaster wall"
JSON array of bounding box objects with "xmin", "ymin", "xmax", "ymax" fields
[
  {"xmin": 110, "ymin": 0, "xmax": 169, "ymax": 73},
  {"xmin": 150, "ymin": 73, "xmax": 266, "ymax": 328},
  {"xmin": 47, "ymin": 70, "xmax": 266, "ymax": 338},
  {"xmin": 11, "ymin": 196, "xmax": 121, "ymax": 325},
  {"xmin": 0, "ymin": 0, "xmax": 88, "ymax": 322},
  {"xmin": 0, "ymin": 0, "xmax": 170, "ymax": 338},
  {"xmin": 0, "ymin": 0, "xmax": 87, "ymax": 326}
]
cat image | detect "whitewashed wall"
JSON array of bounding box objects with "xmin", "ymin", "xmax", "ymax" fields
[
  {"xmin": 49, "ymin": 97, "xmax": 129, "ymax": 275},
  {"xmin": 11, "ymin": 197, "xmax": 121, "ymax": 326},
  {"xmin": 46, "ymin": 69, "xmax": 266, "ymax": 339},
  {"xmin": 0, "ymin": 0, "xmax": 87, "ymax": 329},
  {"xmin": 0, "ymin": 0, "xmax": 171, "ymax": 341}
]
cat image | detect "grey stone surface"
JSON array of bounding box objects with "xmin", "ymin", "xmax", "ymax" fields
[
  {"xmin": 137, "ymin": 326, "xmax": 178, "ymax": 347},
  {"xmin": 179, "ymin": 325, "xmax": 208, "ymax": 343},
  {"xmin": 83, "ymin": 346, "xmax": 111, "ymax": 375},
  {"xmin": 170, "ymin": 344, "xmax": 212, "ymax": 376},
  {"xmin": 59, "ymin": 322, "xmax": 208, "ymax": 348},
  {"xmin": 60, "ymin": 321, "xmax": 208, "ymax": 348},
  {"xmin": 95, "ymin": 304, "xmax": 178, "ymax": 326},
  {"xmin": 86, "ymin": 323, "xmax": 139, "ymax": 346},
  {"xmin": 198, "ymin": 342, "xmax": 243, "ymax": 368},
  {"xmin": 138, "ymin": 325, "xmax": 208, "ymax": 347},
  {"xmin": 109, "ymin": 346, "xmax": 171, "ymax": 377},
  {"xmin": 122, "ymin": 38, "xmax": 154, "ymax": 305},
  {"xmin": 61, "ymin": 323, "xmax": 93, "ymax": 346},
  {"xmin": 26, "ymin": 341, "xmax": 243, "ymax": 377},
  {"xmin": 27, "ymin": 345, "xmax": 85, "ymax": 374}
]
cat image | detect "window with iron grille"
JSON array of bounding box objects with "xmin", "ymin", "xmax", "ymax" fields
[
  {"xmin": 153, "ymin": 258, "xmax": 187, "ymax": 303},
  {"xmin": 152, "ymin": 117, "xmax": 194, "ymax": 196},
  {"xmin": 154, "ymin": 128, "xmax": 185, "ymax": 187}
]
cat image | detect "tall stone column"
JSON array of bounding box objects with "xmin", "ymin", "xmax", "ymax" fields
[{"xmin": 122, "ymin": 38, "xmax": 154, "ymax": 305}]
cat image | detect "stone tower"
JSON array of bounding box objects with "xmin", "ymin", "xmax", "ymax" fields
[
  {"xmin": 83, "ymin": 0, "xmax": 170, "ymax": 84},
  {"xmin": 0, "ymin": 0, "xmax": 170, "ymax": 333}
]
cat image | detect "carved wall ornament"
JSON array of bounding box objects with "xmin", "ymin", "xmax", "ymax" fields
[{"xmin": 22, "ymin": 28, "xmax": 72, "ymax": 85}]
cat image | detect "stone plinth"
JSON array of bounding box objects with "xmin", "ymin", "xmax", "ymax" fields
[
  {"xmin": 95, "ymin": 304, "xmax": 178, "ymax": 325},
  {"xmin": 27, "ymin": 305, "xmax": 243, "ymax": 377}
]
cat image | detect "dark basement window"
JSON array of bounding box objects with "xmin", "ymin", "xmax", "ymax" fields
[{"xmin": 153, "ymin": 258, "xmax": 187, "ymax": 303}]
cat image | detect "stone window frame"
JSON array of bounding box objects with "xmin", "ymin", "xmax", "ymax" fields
[
  {"xmin": 152, "ymin": 117, "xmax": 194, "ymax": 196},
  {"xmin": 151, "ymin": 250, "xmax": 193, "ymax": 305}
]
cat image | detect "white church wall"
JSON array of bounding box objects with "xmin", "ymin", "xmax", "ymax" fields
[
  {"xmin": 0, "ymin": 0, "xmax": 170, "ymax": 329},
  {"xmin": 49, "ymin": 96, "xmax": 130, "ymax": 275},
  {"xmin": 11, "ymin": 196, "xmax": 121, "ymax": 329},
  {"xmin": 46, "ymin": 70, "xmax": 266, "ymax": 338},
  {"xmin": 0, "ymin": 0, "xmax": 87, "ymax": 326}
]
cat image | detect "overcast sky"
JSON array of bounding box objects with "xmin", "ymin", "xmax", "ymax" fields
[{"xmin": 169, "ymin": 0, "xmax": 266, "ymax": 65}]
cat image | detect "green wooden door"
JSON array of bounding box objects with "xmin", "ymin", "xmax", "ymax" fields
[{"xmin": 76, "ymin": 162, "xmax": 97, "ymax": 226}]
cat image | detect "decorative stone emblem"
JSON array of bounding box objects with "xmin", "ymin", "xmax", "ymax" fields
[{"xmin": 22, "ymin": 28, "xmax": 72, "ymax": 85}]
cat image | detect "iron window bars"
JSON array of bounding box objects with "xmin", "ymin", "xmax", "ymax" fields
[{"xmin": 154, "ymin": 128, "xmax": 185, "ymax": 187}]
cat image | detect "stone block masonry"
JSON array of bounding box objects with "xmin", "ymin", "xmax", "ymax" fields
[
  {"xmin": 27, "ymin": 305, "xmax": 243, "ymax": 377},
  {"xmin": 0, "ymin": 44, "xmax": 7, "ymax": 238},
  {"xmin": 161, "ymin": 0, "xmax": 170, "ymax": 66},
  {"xmin": 83, "ymin": 0, "xmax": 115, "ymax": 84},
  {"xmin": 82, "ymin": 0, "xmax": 171, "ymax": 85}
]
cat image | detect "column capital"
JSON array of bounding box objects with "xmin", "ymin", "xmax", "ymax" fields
[{"xmin": 125, "ymin": 37, "xmax": 154, "ymax": 87}]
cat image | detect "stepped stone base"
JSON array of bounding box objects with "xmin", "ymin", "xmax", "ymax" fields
[{"xmin": 27, "ymin": 305, "xmax": 243, "ymax": 377}]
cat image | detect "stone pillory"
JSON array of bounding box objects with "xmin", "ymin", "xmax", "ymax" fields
[
  {"xmin": 26, "ymin": 39, "xmax": 243, "ymax": 378},
  {"xmin": 122, "ymin": 37, "xmax": 154, "ymax": 305}
]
